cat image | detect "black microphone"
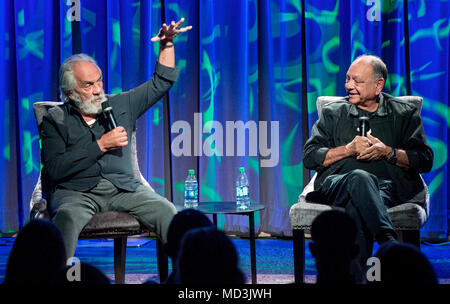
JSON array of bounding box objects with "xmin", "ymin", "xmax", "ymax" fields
[
  {"xmin": 101, "ymin": 101, "xmax": 117, "ymax": 129},
  {"xmin": 359, "ymin": 116, "xmax": 370, "ymax": 137}
]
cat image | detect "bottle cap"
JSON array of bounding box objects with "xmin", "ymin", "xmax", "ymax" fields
[
  {"xmin": 238, "ymin": 167, "xmax": 244, "ymax": 173},
  {"xmin": 188, "ymin": 169, "xmax": 195, "ymax": 174}
]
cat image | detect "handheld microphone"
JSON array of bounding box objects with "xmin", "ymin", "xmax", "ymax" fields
[
  {"xmin": 101, "ymin": 101, "xmax": 117, "ymax": 129},
  {"xmin": 359, "ymin": 116, "xmax": 370, "ymax": 137}
]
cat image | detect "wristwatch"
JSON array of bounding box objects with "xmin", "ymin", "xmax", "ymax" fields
[{"xmin": 387, "ymin": 147, "xmax": 397, "ymax": 165}]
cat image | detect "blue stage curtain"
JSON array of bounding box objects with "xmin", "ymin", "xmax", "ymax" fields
[
  {"xmin": 257, "ymin": 0, "xmax": 304, "ymax": 235},
  {"xmin": 0, "ymin": 0, "xmax": 448, "ymax": 239},
  {"xmin": 0, "ymin": 0, "xmax": 20, "ymax": 233},
  {"xmin": 197, "ymin": 0, "xmax": 262, "ymax": 233},
  {"xmin": 408, "ymin": 0, "xmax": 449, "ymax": 239},
  {"xmin": 6, "ymin": 0, "xmax": 61, "ymax": 231},
  {"xmin": 164, "ymin": 0, "xmax": 200, "ymax": 206}
]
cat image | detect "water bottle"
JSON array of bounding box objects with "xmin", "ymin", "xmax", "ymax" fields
[
  {"xmin": 184, "ymin": 169, "xmax": 198, "ymax": 208},
  {"xmin": 236, "ymin": 167, "xmax": 250, "ymax": 210}
]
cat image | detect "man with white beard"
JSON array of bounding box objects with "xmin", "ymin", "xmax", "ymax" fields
[{"xmin": 40, "ymin": 18, "xmax": 191, "ymax": 259}]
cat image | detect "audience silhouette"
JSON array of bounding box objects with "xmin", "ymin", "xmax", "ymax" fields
[
  {"xmin": 309, "ymin": 209, "xmax": 360, "ymax": 284},
  {"xmin": 157, "ymin": 208, "xmax": 214, "ymax": 284},
  {"xmin": 165, "ymin": 208, "xmax": 214, "ymax": 263},
  {"xmin": 173, "ymin": 226, "xmax": 246, "ymax": 284},
  {"xmin": 2, "ymin": 210, "xmax": 439, "ymax": 286},
  {"xmin": 3, "ymin": 219, "xmax": 67, "ymax": 285},
  {"xmin": 374, "ymin": 241, "xmax": 438, "ymax": 284}
]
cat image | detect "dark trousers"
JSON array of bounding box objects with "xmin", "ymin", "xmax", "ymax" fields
[{"xmin": 317, "ymin": 169, "xmax": 398, "ymax": 277}]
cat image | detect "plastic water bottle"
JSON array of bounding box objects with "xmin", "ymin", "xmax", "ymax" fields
[
  {"xmin": 184, "ymin": 169, "xmax": 198, "ymax": 208},
  {"xmin": 236, "ymin": 167, "xmax": 250, "ymax": 210}
]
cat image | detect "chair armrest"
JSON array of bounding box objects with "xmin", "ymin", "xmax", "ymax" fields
[
  {"xmin": 298, "ymin": 173, "xmax": 317, "ymax": 204},
  {"xmin": 30, "ymin": 173, "xmax": 45, "ymax": 214},
  {"xmin": 30, "ymin": 199, "xmax": 48, "ymax": 219},
  {"xmin": 139, "ymin": 172, "xmax": 155, "ymax": 192},
  {"xmin": 29, "ymin": 172, "xmax": 51, "ymax": 219},
  {"xmin": 131, "ymin": 129, "xmax": 155, "ymax": 192}
]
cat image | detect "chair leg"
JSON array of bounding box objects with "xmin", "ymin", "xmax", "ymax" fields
[
  {"xmin": 401, "ymin": 230, "xmax": 421, "ymax": 248},
  {"xmin": 156, "ymin": 238, "xmax": 169, "ymax": 283},
  {"xmin": 114, "ymin": 236, "xmax": 127, "ymax": 284},
  {"xmin": 292, "ymin": 229, "xmax": 305, "ymax": 284}
]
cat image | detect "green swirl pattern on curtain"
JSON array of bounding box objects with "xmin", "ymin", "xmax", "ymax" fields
[{"xmin": 0, "ymin": 0, "xmax": 448, "ymax": 240}]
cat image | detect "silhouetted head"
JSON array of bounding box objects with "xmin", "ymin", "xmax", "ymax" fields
[
  {"xmin": 175, "ymin": 226, "xmax": 245, "ymax": 284},
  {"xmin": 374, "ymin": 242, "xmax": 438, "ymax": 284},
  {"xmin": 310, "ymin": 210, "xmax": 359, "ymax": 262},
  {"xmin": 165, "ymin": 209, "xmax": 213, "ymax": 261},
  {"xmin": 3, "ymin": 219, "xmax": 66, "ymax": 285}
]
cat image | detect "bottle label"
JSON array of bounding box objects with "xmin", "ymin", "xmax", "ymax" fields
[
  {"xmin": 185, "ymin": 189, "xmax": 197, "ymax": 200},
  {"xmin": 236, "ymin": 186, "xmax": 248, "ymax": 198},
  {"xmin": 242, "ymin": 186, "xmax": 248, "ymax": 196}
]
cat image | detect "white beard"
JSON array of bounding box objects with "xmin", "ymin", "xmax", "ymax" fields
[{"xmin": 71, "ymin": 92, "xmax": 106, "ymax": 115}]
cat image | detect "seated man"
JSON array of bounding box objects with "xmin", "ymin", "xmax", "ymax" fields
[
  {"xmin": 40, "ymin": 19, "xmax": 192, "ymax": 258},
  {"xmin": 302, "ymin": 55, "xmax": 433, "ymax": 276}
]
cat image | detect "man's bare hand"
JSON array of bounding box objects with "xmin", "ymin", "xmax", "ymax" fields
[
  {"xmin": 357, "ymin": 134, "xmax": 391, "ymax": 161},
  {"xmin": 345, "ymin": 135, "xmax": 372, "ymax": 156},
  {"xmin": 97, "ymin": 126, "xmax": 128, "ymax": 152},
  {"xmin": 151, "ymin": 17, "xmax": 192, "ymax": 44}
]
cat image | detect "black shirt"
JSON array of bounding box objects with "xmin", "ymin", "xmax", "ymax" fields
[{"xmin": 338, "ymin": 98, "xmax": 393, "ymax": 179}]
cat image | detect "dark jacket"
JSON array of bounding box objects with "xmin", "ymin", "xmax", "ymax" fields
[
  {"xmin": 40, "ymin": 62, "xmax": 178, "ymax": 193},
  {"xmin": 303, "ymin": 92, "xmax": 433, "ymax": 204}
]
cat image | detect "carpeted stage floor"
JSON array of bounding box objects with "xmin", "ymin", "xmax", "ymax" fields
[{"xmin": 0, "ymin": 236, "xmax": 449, "ymax": 284}]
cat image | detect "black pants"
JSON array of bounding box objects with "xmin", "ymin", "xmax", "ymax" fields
[{"xmin": 314, "ymin": 169, "xmax": 398, "ymax": 278}]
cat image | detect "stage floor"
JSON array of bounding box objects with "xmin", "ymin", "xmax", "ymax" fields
[{"xmin": 0, "ymin": 236, "xmax": 449, "ymax": 284}]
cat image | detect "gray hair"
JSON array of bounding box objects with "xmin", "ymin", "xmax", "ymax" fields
[
  {"xmin": 354, "ymin": 55, "xmax": 388, "ymax": 82},
  {"xmin": 59, "ymin": 53, "xmax": 102, "ymax": 102}
]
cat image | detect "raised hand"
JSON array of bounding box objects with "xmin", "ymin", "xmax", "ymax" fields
[{"xmin": 151, "ymin": 17, "xmax": 192, "ymax": 44}]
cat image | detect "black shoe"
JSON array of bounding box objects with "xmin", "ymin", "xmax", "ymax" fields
[{"xmin": 375, "ymin": 229, "xmax": 397, "ymax": 245}]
